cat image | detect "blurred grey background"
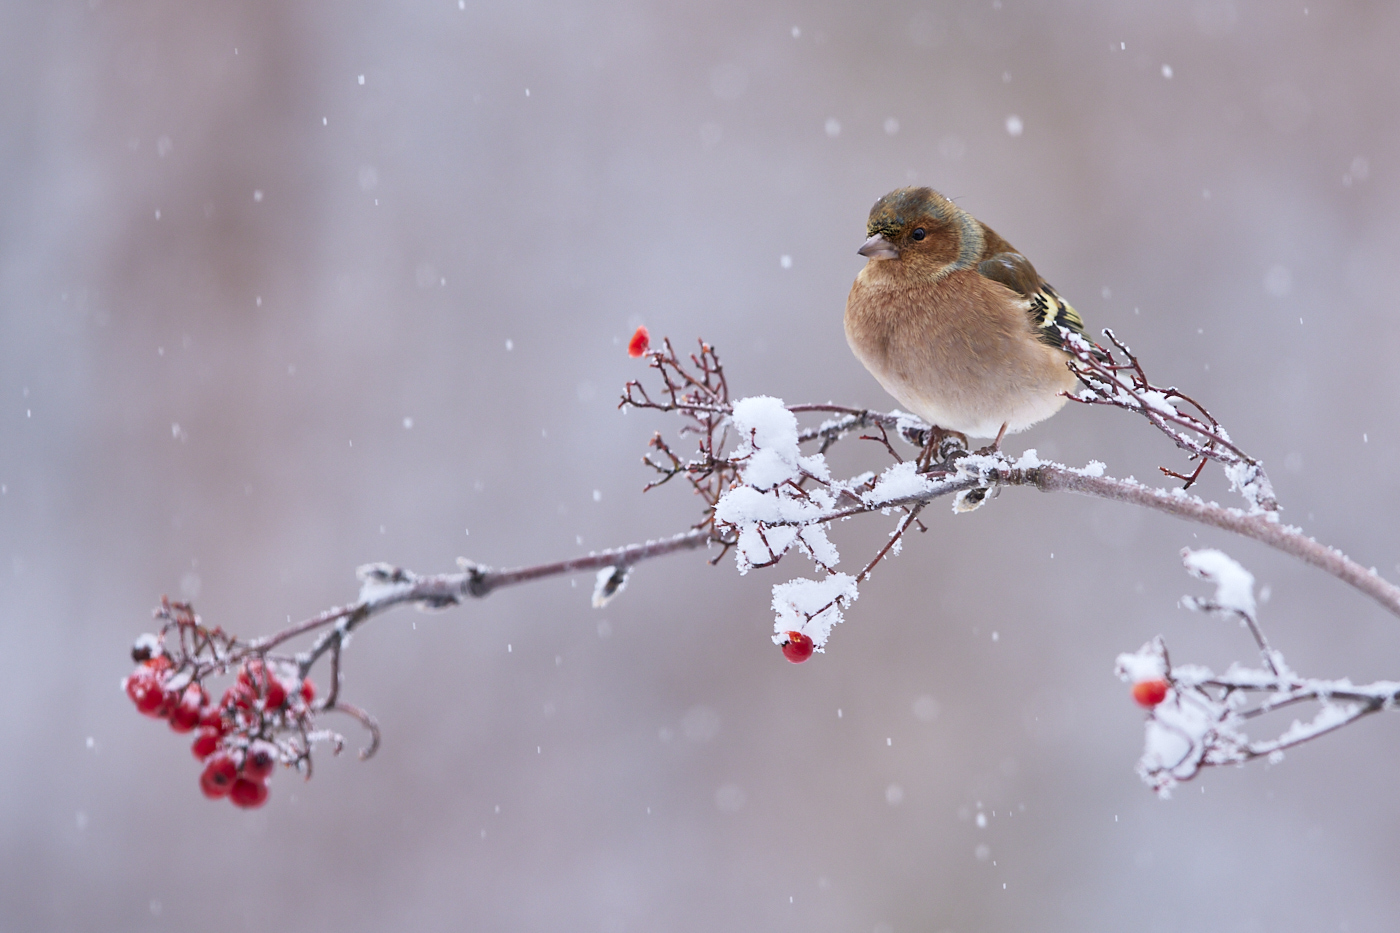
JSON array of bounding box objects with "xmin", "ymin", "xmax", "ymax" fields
[{"xmin": 3, "ymin": 1, "xmax": 1399, "ymax": 931}]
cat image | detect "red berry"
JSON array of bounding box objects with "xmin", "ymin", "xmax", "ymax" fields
[
  {"xmin": 229, "ymin": 777, "xmax": 269, "ymax": 809},
  {"xmin": 222, "ymin": 682, "xmax": 256, "ymax": 711},
  {"xmin": 168, "ymin": 684, "xmax": 207, "ymax": 733},
  {"xmin": 168, "ymin": 705, "xmax": 198, "ymax": 732},
  {"xmin": 262, "ymin": 679, "xmax": 287, "ymax": 710},
  {"xmin": 627, "ymin": 325, "xmax": 650, "ymax": 358},
  {"xmin": 124, "ymin": 669, "xmax": 168, "ymax": 717},
  {"xmin": 240, "ymin": 658, "xmax": 289, "ymax": 708},
  {"xmin": 198, "ymin": 706, "xmax": 228, "ymax": 735},
  {"xmin": 158, "ymin": 689, "xmax": 183, "ymax": 719},
  {"xmin": 191, "ymin": 727, "xmax": 222, "ymax": 760},
  {"xmin": 780, "ymin": 631, "xmax": 814, "ymax": 663},
  {"xmin": 299, "ymin": 678, "xmax": 316, "ymax": 705},
  {"xmin": 242, "ymin": 740, "xmax": 278, "ymax": 782},
  {"xmin": 200, "ymin": 753, "xmax": 238, "ymax": 798},
  {"xmin": 1132, "ymin": 679, "xmax": 1169, "ymax": 708},
  {"xmin": 238, "ymin": 658, "xmax": 267, "ymax": 689}
]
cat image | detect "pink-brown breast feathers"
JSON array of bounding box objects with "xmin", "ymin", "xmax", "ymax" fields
[{"xmin": 845, "ymin": 268, "xmax": 1076, "ymax": 437}]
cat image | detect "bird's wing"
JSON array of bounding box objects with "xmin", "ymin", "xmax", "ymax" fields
[{"xmin": 976, "ymin": 251, "xmax": 1087, "ymax": 349}]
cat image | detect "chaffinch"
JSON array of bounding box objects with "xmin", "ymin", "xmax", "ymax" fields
[{"xmin": 844, "ymin": 186, "xmax": 1089, "ymax": 444}]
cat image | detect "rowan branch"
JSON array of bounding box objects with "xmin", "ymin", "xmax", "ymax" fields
[{"xmin": 123, "ymin": 330, "xmax": 1400, "ymax": 805}]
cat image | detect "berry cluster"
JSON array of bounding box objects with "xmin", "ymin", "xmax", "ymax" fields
[
  {"xmin": 120, "ymin": 600, "xmax": 341, "ymax": 809},
  {"xmin": 123, "ymin": 647, "xmax": 315, "ymax": 808}
]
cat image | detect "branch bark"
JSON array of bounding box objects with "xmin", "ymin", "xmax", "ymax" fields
[
  {"xmin": 268, "ymin": 455, "xmax": 1400, "ymax": 675},
  {"xmin": 290, "ymin": 528, "xmax": 715, "ymax": 676},
  {"xmin": 130, "ymin": 332, "xmax": 1400, "ymax": 798},
  {"xmin": 1030, "ymin": 466, "xmax": 1400, "ymax": 618}
]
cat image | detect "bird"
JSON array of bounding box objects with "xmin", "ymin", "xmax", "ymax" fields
[{"xmin": 844, "ymin": 186, "xmax": 1090, "ymax": 449}]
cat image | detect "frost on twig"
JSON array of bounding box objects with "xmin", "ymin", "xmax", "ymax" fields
[
  {"xmin": 714, "ymin": 396, "xmax": 840, "ymax": 574},
  {"xmin": 1118, "ymin": 549, "xmax": 1399, "ymax": 797},
  {"xmin": 771, "ymin": 574, "xmax": 860, "ymax": 650},
  {"xmin": 622, "ymin": 340, "xmax": 961, "ymax": 651},
  {"xmin": 1064, "ymin": 329, "xmax": 1278, "ymax": 514},
  {"xmin": 621, "ymin": 338, "xmax": 739, "ymax": 552},
  {"xmin": 708, "ymin": 395, "xmax": 954, "ymax": 650}
]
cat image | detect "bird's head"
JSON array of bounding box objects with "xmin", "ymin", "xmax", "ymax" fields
[{"xmin": 858, "ymin": 187, "xmax": 979, "ymax": 275}]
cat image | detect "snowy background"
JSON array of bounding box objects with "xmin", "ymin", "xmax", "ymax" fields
[{"xmin": 4, "ymin": 2, "xmax": 1400, "ymax": 931}]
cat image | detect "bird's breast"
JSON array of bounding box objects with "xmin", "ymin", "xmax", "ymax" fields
[{"xmin": 844, "ymin": 268, "xmax": 1075, "ymax": 437}]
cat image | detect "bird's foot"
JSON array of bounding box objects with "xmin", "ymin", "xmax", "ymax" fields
[
  {"xmin": 916, "ymin": 427, "xmax": 969, "ymax": 472},
  {"xmin": 971, "ymin": 423, "xmax": 1009, "ymax": 458}
]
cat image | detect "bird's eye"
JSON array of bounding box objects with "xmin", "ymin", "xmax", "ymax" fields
[{"xmin": 911, "ymin": 227, "xmax": 926, "ymax": 241}]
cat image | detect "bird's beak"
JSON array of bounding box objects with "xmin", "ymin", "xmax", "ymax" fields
[{"xmin": 857, "ymin": 234, "xmax": 899, "ymax": 260}]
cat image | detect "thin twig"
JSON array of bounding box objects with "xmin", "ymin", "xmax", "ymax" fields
[{"xmin": 326, "ymin": 702, "xmax": 381, "ymax": 760}]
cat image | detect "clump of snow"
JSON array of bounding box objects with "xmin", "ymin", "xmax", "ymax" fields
[
  {"xmin": 1223, "ymin": 460, "xmax": 1278, "ymax": 516},
  {"xmin": 1137, "ymin": 688, "xmax": 1234, "ymax": 796},
  {"xmin": 715, "ymin": 488, "xmax": 838, "ymax": 572},
  {"xmin": 1269, "ymin": 702, "xmax": 1359, "ymax": 748},
  {"xmin": 1114, "ymin": 636, "xmax": 1241, "ymax": 795},
  {"xmin": 1181, "ymin": 548, "xmax": 1256, "ymax": 616},
  {"xmin": 591, "ymin": 565, "xmax": 630, "ymax": 608},
  {"xmin": 796, "ymin": 525, "xmax": 840, "ymax": 567},
  {"xmin": 1115, "ymin": 638, "xmax": 1169, "ymax": 683},
  {"xmin": 715, "ymin": 396, "xmax": 838, "ymax": 573},
  {"xmin": 1012, "ymin": 449, "xmax": 1042, "ymax": 470},
  {"xmin": 864, "ymin": 461, "xmax": 934, "ymax": 506},
  {"xmin": 729, "ymin": 396, "xmax": 828, "ymax": 490},
  {"xmin": 1136, "ymin": 388, "xmax": 1181, "ymax": 417},
  {"xmin": 770, "ymin": 573, "xmax": 858, "ymax": 648},
  {"xmin": 356, "ymin": 562, "xmax": 413, "ymax": 603},
  {"xmin": 946, "ymin": 453, "xmax": 1003, "ymax": 513},
  {"xmin": 1215, "ymin": 662, "xmax": 1278, "ymax": 689},
  {"xmin": 1168, "ymin": 663, "xmax": 1216, "ymax": 687}
]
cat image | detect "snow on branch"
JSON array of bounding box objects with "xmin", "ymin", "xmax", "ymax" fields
[
  {"xmin": 1117, "ymin": 549, "xmax": 1400, "ymax": 797},
  {"xmin": 123, "ymin": 331, "xmax": 1400, "ymax": 804},
  {"xmin": 1063, "ymin": 329, "xmax": 1278, "ymax": 513}
]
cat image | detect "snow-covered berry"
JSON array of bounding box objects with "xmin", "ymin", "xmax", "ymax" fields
[
  {"xmin": 222, "ymin": 682, "xmax": 256, "ymax": 712},
  {"xmin": 191, "ymin": 727, "xmax": 222, "ymax": 761},
  {"xmin": 780, "ymin": 631, "xmax": 814, "ymax": 663},
  {"xmin": 200, "ymin": 753, "xmax": 238, "ymax": 798},
  {"xmin": 242, "ymin": 740, "xmax": 278, "ymax": 782},
  {"xmin": 124, "ymin": 668, "xmax": 169, "ymax": 717},
  {"xmin": 168, "ymin": 683, "xmax": 207, "ymax": 733},
  {"xmin": 1132, "ymin": 679, "xmax": 1169, "ymax": 708}
]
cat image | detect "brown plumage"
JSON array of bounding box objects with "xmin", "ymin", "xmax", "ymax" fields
[{"xmin": 844, "ymin": 186, "xmax": 1087, "ymax": 439}]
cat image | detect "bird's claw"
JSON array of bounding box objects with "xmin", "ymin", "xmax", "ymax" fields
[
  {"xmin": 971, "ymin": 422, "xmax": 1010, "ymax": 457},
  {"xmin": 916, "ymin": 427, "xmax": 969, "ymax": 473}
]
